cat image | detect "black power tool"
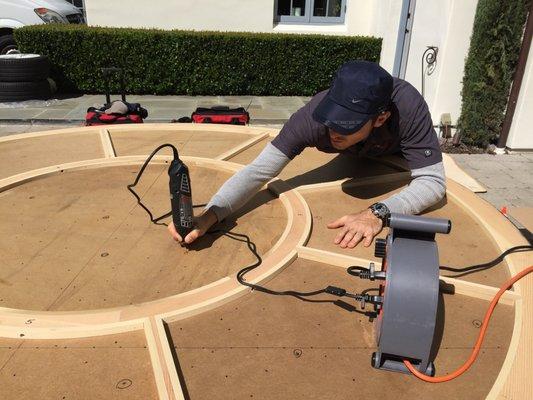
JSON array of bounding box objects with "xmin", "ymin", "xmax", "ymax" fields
[
  {"xmin": 168, "ymin": 155, "xmax": 194, "ymax": 238},
  {"xmin": 128, "ymin": 143, "xmax": 194, "ymax": 237}
]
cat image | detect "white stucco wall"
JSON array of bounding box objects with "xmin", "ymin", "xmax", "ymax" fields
[
  {"xmin": 401, "ymin": 0, "xmax": 478, "ymax": 126},
  {"xmin": 506, "ymin": 41, "xmax": 533, "ymax": 150},
  {"xmin": 85, "ymin": 0, "xmax": 377, "ymax": 36},
  {"xmin": 85, "ymin": 0, "xmax": 275, "ymax": 32},
  {"xmin": 374, "ymin": 0, "xmax": 402, "ymax": 72},
  {"xmin": 374, "ymin": 0, "xmax": 478, "ymax": 131},
  {"xmin": 429, "ymin": 0, "xmax": 478, "ymax": 127}
]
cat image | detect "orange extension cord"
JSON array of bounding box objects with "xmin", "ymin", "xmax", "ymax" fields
[{"xmin": 404, "ymin": 265, "xmax": 533, "ymax": 383}]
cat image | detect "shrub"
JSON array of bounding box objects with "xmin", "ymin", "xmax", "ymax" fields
[
  {"xmin": 458, "ymin": 0, "xmax": 530, "ymax": 147},
  {"xmin": 14, "ymin": 24, "xmax": 381, "ymax": 96}
]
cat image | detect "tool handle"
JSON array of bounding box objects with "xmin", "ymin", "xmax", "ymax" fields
[
  {"xmin": 101, "ymin": 67, "xmax": 126, "ymax": 104},
  {"xmin": 169, "ymin": 160, "xmax": 194, "ymax": 239},
  {"xmin": 388, "ymin": 213, "xmax": 451, "ymax": 234}
]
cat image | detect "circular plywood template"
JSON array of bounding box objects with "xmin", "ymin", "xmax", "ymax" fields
[{"xmin": 0, "ymin": 124, "xmax": 531, "ymax": 400}]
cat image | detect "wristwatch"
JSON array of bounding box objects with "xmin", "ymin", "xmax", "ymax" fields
[{"xmin": 369, "ymin": 202, "xmax": 390, "ymax": 225}]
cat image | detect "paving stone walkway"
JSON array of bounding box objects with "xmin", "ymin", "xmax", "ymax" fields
[
  {"xmin": 0, "ymin": 95, "xmax": 310, "ymax": 124},
  {"xmin": 451, "ymin": 153, "xmax": 533, "ymax": 209}
]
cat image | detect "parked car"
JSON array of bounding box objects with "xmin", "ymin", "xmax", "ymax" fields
[{"xmin": 0, "ymin": 0, "xmax": 85, "ymax": 54}]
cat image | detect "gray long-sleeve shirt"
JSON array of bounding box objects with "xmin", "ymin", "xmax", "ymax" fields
[
  {"xmin": 207, "ymin": 77, "xmax": 446, "ymax": 221},
  {"xmin": 206, "ymin": 143, "xmax": 446, "ymax": 222}
]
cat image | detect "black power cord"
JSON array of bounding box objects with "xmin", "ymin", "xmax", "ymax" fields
[
  {"xmin": 346, "ymin": 246, "xmax": 533, "ymax": 279},
  {"xmin": 439, "ymin": 245, "xmax": 533, "ymax": 278},
  {"xmin": 207, "ymin": 229, "xmax": 331, "ymax": 302}
]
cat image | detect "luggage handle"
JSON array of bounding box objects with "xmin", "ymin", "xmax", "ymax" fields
[{"xmin": 101, "ymin": 67, "xmax": 126, "ymax": 104}]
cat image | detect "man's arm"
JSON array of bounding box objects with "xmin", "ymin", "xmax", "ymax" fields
[
  {"xmin": 168, "ymin": 143, "xmax": 290, "ymax": 243},
  {"xmin": 381, "ymin": 161, "xmax": 446, "ymax": 214},
  {"xmin": 325, "ymin": 161, "xmax": 446, "ymax": 249},
  {"xmin": 169, "ymin": 95, "xmax": 323, "ymax": 244},
  {"xmin": 206, "ymin": 143, "xmax": 290, "ymax": 221}
]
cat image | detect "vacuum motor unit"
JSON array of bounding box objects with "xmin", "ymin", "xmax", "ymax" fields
[{"xmin": 358, "ymin": 213, "xmax": 451, "ymax": 375}]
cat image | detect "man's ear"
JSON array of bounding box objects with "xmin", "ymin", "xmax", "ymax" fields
[{"xmin": 373, "ymin": 111, "xmax": 391, "ymax": 128}]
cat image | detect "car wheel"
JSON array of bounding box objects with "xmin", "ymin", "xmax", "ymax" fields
[
  {"xmin": 0, "ymin": 80, "xmax": 52, "ymax": 102},
  {"xmin": 0, "ymin": 53, "xmax": 51, "ymax": 82},
  {"xmin": 0, "ymin": 34, "xmax": 17, "ymax": 55}
]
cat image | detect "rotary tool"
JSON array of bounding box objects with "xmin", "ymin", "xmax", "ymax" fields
[
  {"xmin": 128, "ymin": 143, "xmax": 194, "ymax": 237},
  {"xmin": 168, "ymin": 152, "xmax": 194, "ymax": 238}
]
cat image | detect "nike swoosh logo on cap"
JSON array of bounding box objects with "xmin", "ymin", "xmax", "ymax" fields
[{"xmin": 351, "ymin": 99, "xmax": 363, "ymax": 104}]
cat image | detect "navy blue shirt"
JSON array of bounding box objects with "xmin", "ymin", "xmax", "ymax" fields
[{"xmin": 271, "ymin": 78, "xmax": 442, "ymax": 170}]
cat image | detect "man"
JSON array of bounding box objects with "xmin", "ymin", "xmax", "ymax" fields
[{"xmin": 168, "ymin": 60, "xmax": 446, "ymax": 248}]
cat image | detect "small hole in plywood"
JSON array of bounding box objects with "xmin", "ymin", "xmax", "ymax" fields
[
  {"xmin": 472, "ymin": 319, "xmax": 482, "ymax": 328},
  {"xmin": 115, "ymin": 379, "xmax": 132, "ymax": 390}
]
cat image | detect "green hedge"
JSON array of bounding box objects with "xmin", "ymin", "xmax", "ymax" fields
[
  {"xmin": 458, "ymin": 0, "xmax": 530, "ymax": 147},
  {"xmin": 14, "ymin": 24, "xmax": 381, "ymax": 96}
]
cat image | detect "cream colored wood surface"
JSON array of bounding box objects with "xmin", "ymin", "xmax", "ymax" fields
[
  {"xmin": 442, "ymin": 153, "xmax": 486, "ymax": 193},
  {"xmin": 144, "ymin": 317, "xmax": 183, "ymax": 400},
  {"xmin": 0, "ymin": 125, "xmax": 531, "ymax": 400},
  {"xmin": 99, "ymin": 128, "xmax": 116, "ymax": 158}
]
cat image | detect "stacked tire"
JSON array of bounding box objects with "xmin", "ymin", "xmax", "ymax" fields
[{"xmin": 0, "ymin": 54, "xmax": 52, "ymax": 102}]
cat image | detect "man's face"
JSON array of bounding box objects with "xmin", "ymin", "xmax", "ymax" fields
[
  {"xmin": 328, "ymin": 111, "xmax": 391, "ymax": 150},
  {"xmin": 328, "ymin": 119, "xmax": 374, "ymax": 150}
]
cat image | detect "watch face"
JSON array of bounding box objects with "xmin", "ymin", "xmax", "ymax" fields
[{"xmin": 372, "ymin": 203, "xmax": 389, "ymax": 219}]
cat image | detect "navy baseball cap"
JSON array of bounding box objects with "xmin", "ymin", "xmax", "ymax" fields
[{"xmin": 312, "ymin": 60, "xmax": 394, "ymax": 135}]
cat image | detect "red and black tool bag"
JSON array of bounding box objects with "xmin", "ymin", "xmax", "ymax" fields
[
  {"xmin": 191, "ymin": 106, "xmax": 249, "ymax": 125},
  {"xmin": 85, "ymin": 107, "xmax": 144, "ymax": 126},
  {"xmin": 85, "ymin": 67, "xmax": 147, "ymax": 126}
]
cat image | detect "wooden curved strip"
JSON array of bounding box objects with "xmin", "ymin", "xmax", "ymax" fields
[
  {"xmin": 0, "ymin": 124, "xmax": 278, "ymax": 145},
  {"xmin": 0, "ymin": 155, "xmax": 245, "ymax": 192},
  {"xmin": 0, "ymin": 158, "xmax": 311, "ymax": 339},
  {"xmin": 215, "ymin": 132, "xmax": 270, "ymax": 160},
  {"xmin": 444, "ymin": 179, "xmax": 531, "ymax": 399}
]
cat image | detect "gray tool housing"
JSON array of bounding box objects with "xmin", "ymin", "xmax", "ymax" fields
[{"xmin": 371, "ymin": 213, "xmax": 451, "ymax": 375}]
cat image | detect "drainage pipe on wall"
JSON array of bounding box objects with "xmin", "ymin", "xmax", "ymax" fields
[
  {"xmin": 497, "ymin": 2, "xmax": 533, "ymax": 149},
  {"xmin": 392, "ymin": 0, "xmax": 416, "ymax": 78}
]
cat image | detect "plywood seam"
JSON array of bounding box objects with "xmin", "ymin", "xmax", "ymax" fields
[{"xmin": 215, "ymin": 132, "xmax": 270, "ymax": 161}]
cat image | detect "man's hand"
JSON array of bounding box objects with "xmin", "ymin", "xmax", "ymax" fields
[
  {"xmin": 327, "ymin": 208, "xmax": 383, "ymax": 248},
  {"xmin": 167, "ymin": 209, "xmax": 218, "ymax": 245}
]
